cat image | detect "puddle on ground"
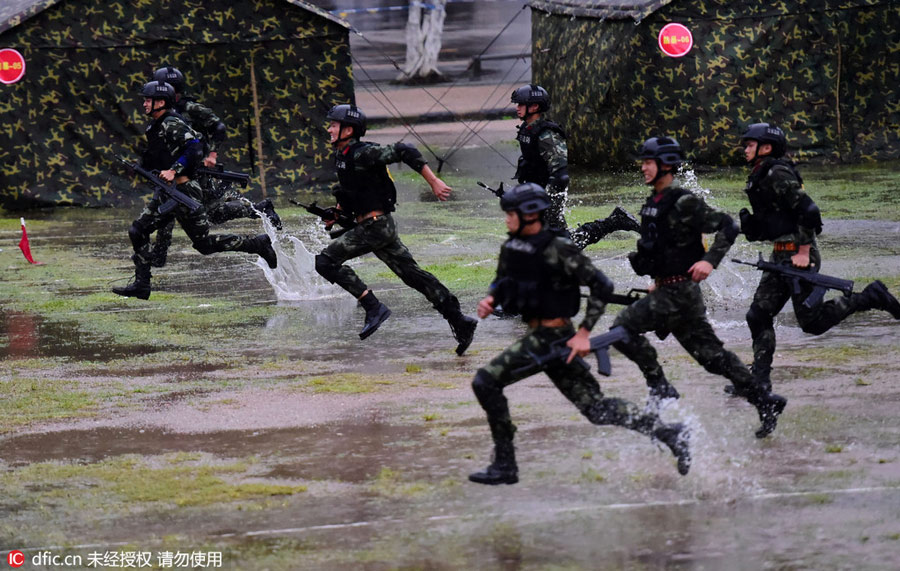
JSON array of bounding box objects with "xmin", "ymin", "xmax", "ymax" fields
[{"xmin": 0, "ymin": 308, "xmax": 162, "ymax": 362}]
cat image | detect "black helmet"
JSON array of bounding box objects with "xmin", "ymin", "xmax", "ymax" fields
[
  {"xmin": 326, "ymin": 104, "xmax": 367, "ymax": 137},
  {"xmin": 511, "ymin": 84, "xmax": 550, "ymax": 112},
  {"xmin": 638, "ymin": 136, "xmax": 683, "ymax": 166},
  {"xmin": 741, "ymin": 122, "xmax": 786, "ymax": 158},
  {"xmin": 500, "ymin": 183, "xmax": 552, "ymax": 214},
  {"xmin": 153, "ymin": 66, "xmax": 185, "ymax": 94},
  {"xmin": 140, "ymin": 80, "xmax": 175, "ymax": 107}
]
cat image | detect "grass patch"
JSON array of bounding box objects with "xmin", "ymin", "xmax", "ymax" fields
[
  {"xmin": 300, "ymin": 373, "xmax": 394, "ymax": 394},
  {"xmin": 1, "ymin": 454, "xmax": 306, "ymax": 508},
  {"xmin": 0, "ymin": 377, "xmax": 97, "ymax": 432}
]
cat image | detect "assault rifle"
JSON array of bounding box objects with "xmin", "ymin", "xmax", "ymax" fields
[
  {"xmin": 114, "ymin": 155, "xmax": 202, "ymax": 215},
  {"xmin": 290, "ymin": 199, "xmax": 357, "ymax": 238},
  {"xmin": 477, "ymin": 181, "xmax": 505, "ymax": 198},
  {"xmin": 732, "ymin": 253, "xmax": 854, "ymax": 308},
  {"xmin": 606, "ymin": 288, "xmax": 649, "ymax": 306},
  {"xmin": 512, "ymin": 326, "xmax": 630, "ymax": 378},
  {"xmin": 196, "ymin": 166, "xmax": 251, "ymax": 188}
]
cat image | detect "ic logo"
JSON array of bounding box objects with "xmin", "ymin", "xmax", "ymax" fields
[{"xmin": 7, "ymin": 551, "xmax": 25, "ymax": 568}]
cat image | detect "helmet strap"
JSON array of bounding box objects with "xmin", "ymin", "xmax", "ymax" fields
[
  {"xmin": 650, "ymin": 160, "xmax": 674, "ymax": 185},
  {"xmin": 512, "ymin": 211, "xmax": 542, "ymax": 237}
]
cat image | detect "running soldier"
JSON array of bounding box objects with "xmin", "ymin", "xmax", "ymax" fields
[
  {"xmin": 468, "ymin": 183, "xmax": 690, "ymax": 485},
  {"xmin": 510, "ymin": 84, "xmax": 639, "ymax": 249},
  {"xmin": 738, "ymin": 123, "xmax": 900, "ymax": 393},
  {"xmin": 113, "ymin": 80, "xmax": 276, "ymax": 300},
  {"xmin": 612, "ymin": 137, "xmax": 786, "ymax": 438},
  {"xmin": 313, "ymin": 104, "xmax": 477, "ymax": 354},
  {"xmin": 148, "ymin": 66, "xmax": 281, "ymax": 268}
]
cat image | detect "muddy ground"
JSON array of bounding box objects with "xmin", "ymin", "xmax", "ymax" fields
[{"xmin": 1, "ymin": 141, "xmax": 899, "ymax": 570}]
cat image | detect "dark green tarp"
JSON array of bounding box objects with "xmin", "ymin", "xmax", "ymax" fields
[
  {"xmin": 530, "ymin": 0, "xmax": 900, "ymax": 166},
  {"xmin": 0, "ymin": 0, "xmax": 353, "ymax": 209}
]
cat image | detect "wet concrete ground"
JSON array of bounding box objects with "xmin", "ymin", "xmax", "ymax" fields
[{"xmin": 2, "ymin": 146, "xmax": 900, "ymax": 568}]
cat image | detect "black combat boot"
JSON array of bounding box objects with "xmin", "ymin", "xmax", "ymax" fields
[
  {"xmin": 449, "ymin": 313, "xmax": 478, "ymax": 356},
  {"xmin": 241, "ymin": 234, "xmax": 277, "ymax": 269},
  {"xmin": 652, "ymin": 423, "xmax": 691, "ymax": 476},
  {"xmin": 112, "ymin": 260, "xmax": 151, "ymax": 300},
  {"xmin": 468, "ymin": 441, "xmax": 518, "ymax": 485},
  {"xmin": 648, "ymin": 377, "xmax": 680, "ymax": 401},
  {"xmin": 254, "ymin": 198, "xmax": 282, "ymax": 230},
  {"xmin": 573, "ymin": 206, "xmax": 641, "ymax": 245},
  {"xmin": 749, "ymin": 390, "xmax": 787, "ymax": 438},
  {"xmin": 854, "ymin": 280, "xmax": 900, "ymax": 319},
  {"xmin": 358, "ymin": 291, "xmax": 391, "ymax": 340},
  {"xmin": 726, "ymin": 364, "xmax": 770, "ymax": 397}
]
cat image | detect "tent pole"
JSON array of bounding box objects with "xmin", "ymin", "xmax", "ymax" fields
[{"xmin": 250, "ymin": 53, "xmax": 268, "ymax": 197}]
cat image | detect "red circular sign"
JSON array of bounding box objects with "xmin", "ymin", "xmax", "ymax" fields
[
  {"xmin": 658, "ymin": 23, "xmax": 693, "ymax": 58},
  {"xmin": 0, "ymin": 48, "xmax": 26, "ymax": 84},
  {"xmin": 7, "ymin": 550, "xmax": 25, "ymax": 568}
]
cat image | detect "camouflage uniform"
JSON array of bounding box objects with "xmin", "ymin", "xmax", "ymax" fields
[
  {"xmin": 116, "ymin": 110, "xmax": 272, "ymax": 298},
  {"xmin": 515, "ymin": 119, "xmax": 639, "ymax": 249},
  {"xmin": 612, "ymin": 185, "xmax": 761, "ymax": 399},
  {"xmin": 151, "ymin": 96, "xmax": 265, "ymax": 266},
  {"xmin": 742, "ymin": 159, "xmax": 900, "ymax": 388},
  {"xmin": 471, "ymin": 230, "xmax": 690, "ymax": 482},
  {"xmin": 315, "ymin": 140, "xmax": 467, "ymax": 324}
]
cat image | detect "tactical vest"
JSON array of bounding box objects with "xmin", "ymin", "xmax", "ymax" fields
[
  {"xmin": 493, "ymin": 230, "xmax": 581, "ymax": 320},
  {"xmin": 744, "ymin": 158, "xmax": 806, "ymax": 240},
  {"xmin": 142, "ymin": 111, "xmax": 179, "ymax": 171},
  {"xmin": 333, "ymin": 142, "xmax": 398, "ymax": 217},
  {"xmin": 515, "ymin": 120, "xmax": 565, "ymax": 187},
  {"xmin": 635, "ymin": 188, "xmax": 705, "ymax": 278}
]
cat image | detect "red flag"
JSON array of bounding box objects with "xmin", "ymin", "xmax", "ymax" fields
[{"xmin": 18, "ymin": 217, "xmax": 39, "ymax": 264}]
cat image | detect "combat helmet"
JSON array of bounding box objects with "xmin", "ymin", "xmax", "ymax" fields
[
  {"xmin": 511, "ymin": 84, "xmax": 550, "ymax": 112},
  {"xmin": 500, "ymin": 182, "xmax": 552, "ymax": 214},
  {"xmin": 140, "ymin": 80, "xmax": 176, "ymax": 110},
  {"xmin": 741, "ymin": 123, "xmax": 786, "ymax": 159},
  {"xmin": 326, "ymin": 104, "xmax": 367, "ymax": 138},
  {"xmin": 153, "ymin": 66, "xmax": 185, "ymax": 94},
  {"xmin": 638, "ymin": 136, "xmax": 683, "ymax": 166}
]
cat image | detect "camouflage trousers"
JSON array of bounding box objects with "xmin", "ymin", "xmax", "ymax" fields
[
  {"xmin": 747, "ymin": 249, "xmax": 854, "ymax": 376},
  {"xmin": 129, "ymin": 185, "xmax": 256, "ymax": 268},
  {"xmin": 612, "ymin": 281, "xmax": 757, "ymax": 395},
  {"xmin": 152, "ymin": 182, "xmax": 257, "ymax": 256},
  {"xmin": 315, "ymin": 213, "xmax": 462, "ymax": 317},
  {"xmin": 473, "ymin": 324, "xmax": 658, "ymax": 447}
]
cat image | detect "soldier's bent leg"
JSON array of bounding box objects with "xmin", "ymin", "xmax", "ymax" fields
[
  {"xmin": 314, "ymin": 226, "xmax": 374, "ymax": 299},
  {"xmin": 150, "ymin": 219, "xmax": 175, "ymax": 268},
  {"xmin": 469, "ymin": 369, "xmax": 519, "ymax": 485},
  {"xmin": 612, "ymin": 298, "xmax": 679, "ymax": 400},
  {"xmin": 178, "ymin": 208, "xmax": 277, "ymax": 268},
  {"xmin": 545, "ymin": 359, "xmax": 690, "ymax": 475},
  {"xmin": 570, "ymin": 207, "xmax": 641, "ymax": 250},
  {"xmin": 747, "ymin": 273, "xmax": 792, "ymax": 391}
]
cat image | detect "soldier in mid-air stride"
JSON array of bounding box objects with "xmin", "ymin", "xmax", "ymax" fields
[
  {"xmin": 313, "ymin": 105, "xmax": 477, "ymax": 354},
  {"xmin": 737, "ymin": 123, "xmax": 900, "ymax": 395},
  {"xmin": 113, "ymin": 80, "xmax": 276, "ymax": 300},
  {"xmin": 468, "ymin": 183, "xmax": 690, "ymax": 485}
]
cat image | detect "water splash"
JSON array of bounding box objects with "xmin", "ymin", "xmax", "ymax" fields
[
  {"xmin": 679, "ymin": 165, "xmax": 713, "ymax": 203},
  {"xmin": 252, "ymin": 212, "xmax": 344, "ymax": 302}
]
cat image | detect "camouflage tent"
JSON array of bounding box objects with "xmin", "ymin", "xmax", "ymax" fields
[
  {"xmin": 529, "ymin": 0, "xmax": 900, "ymax": 166},
  {"xmin": 0, "ymin": 0, "xmax": 353, "ymax": 209}
]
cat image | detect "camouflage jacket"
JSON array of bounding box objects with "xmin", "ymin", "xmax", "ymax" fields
[
  {"xmin": 746, "ymin": 159, "xmax": 818, "ymax": 247},
  {"xmin": 647, "ymin": 185, "xmax": 737, "ymax": 269},
  {"xmin": 175, "ymin": 97, "xmax": 225, "ymax": 153},
  {"xmin": 537, "ymin": 125, "xmax": 568, "ymax": 177},
  {"xmin": 490, "ymin": 231, "xmax": 609, "ymax": 331},
  {"xmin": 143, "ymin": 111, "xmax": 202, "ymax": 175},
  {"xmin": 341, "ymin": 139, "xmax": 428, "ymax": 173}
]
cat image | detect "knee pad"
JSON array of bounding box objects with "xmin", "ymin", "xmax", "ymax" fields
[
  {"xmin": 799, "ymin": 320, "xmax": 829, "ymax": 336},
  {"xmin": 128, "ymin": 223, "xmax": 149, "ymax": 249},
  {"xmin": 746, "ymin": 304, "xmax": 773, "ymax": 338},
  {"xmin": 471, "ymin": 370, "xmax": 500, "ymax": 404},
  {"xmin": 314, "ymin": 253, "xmax": 339, "ymax": 283}
]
